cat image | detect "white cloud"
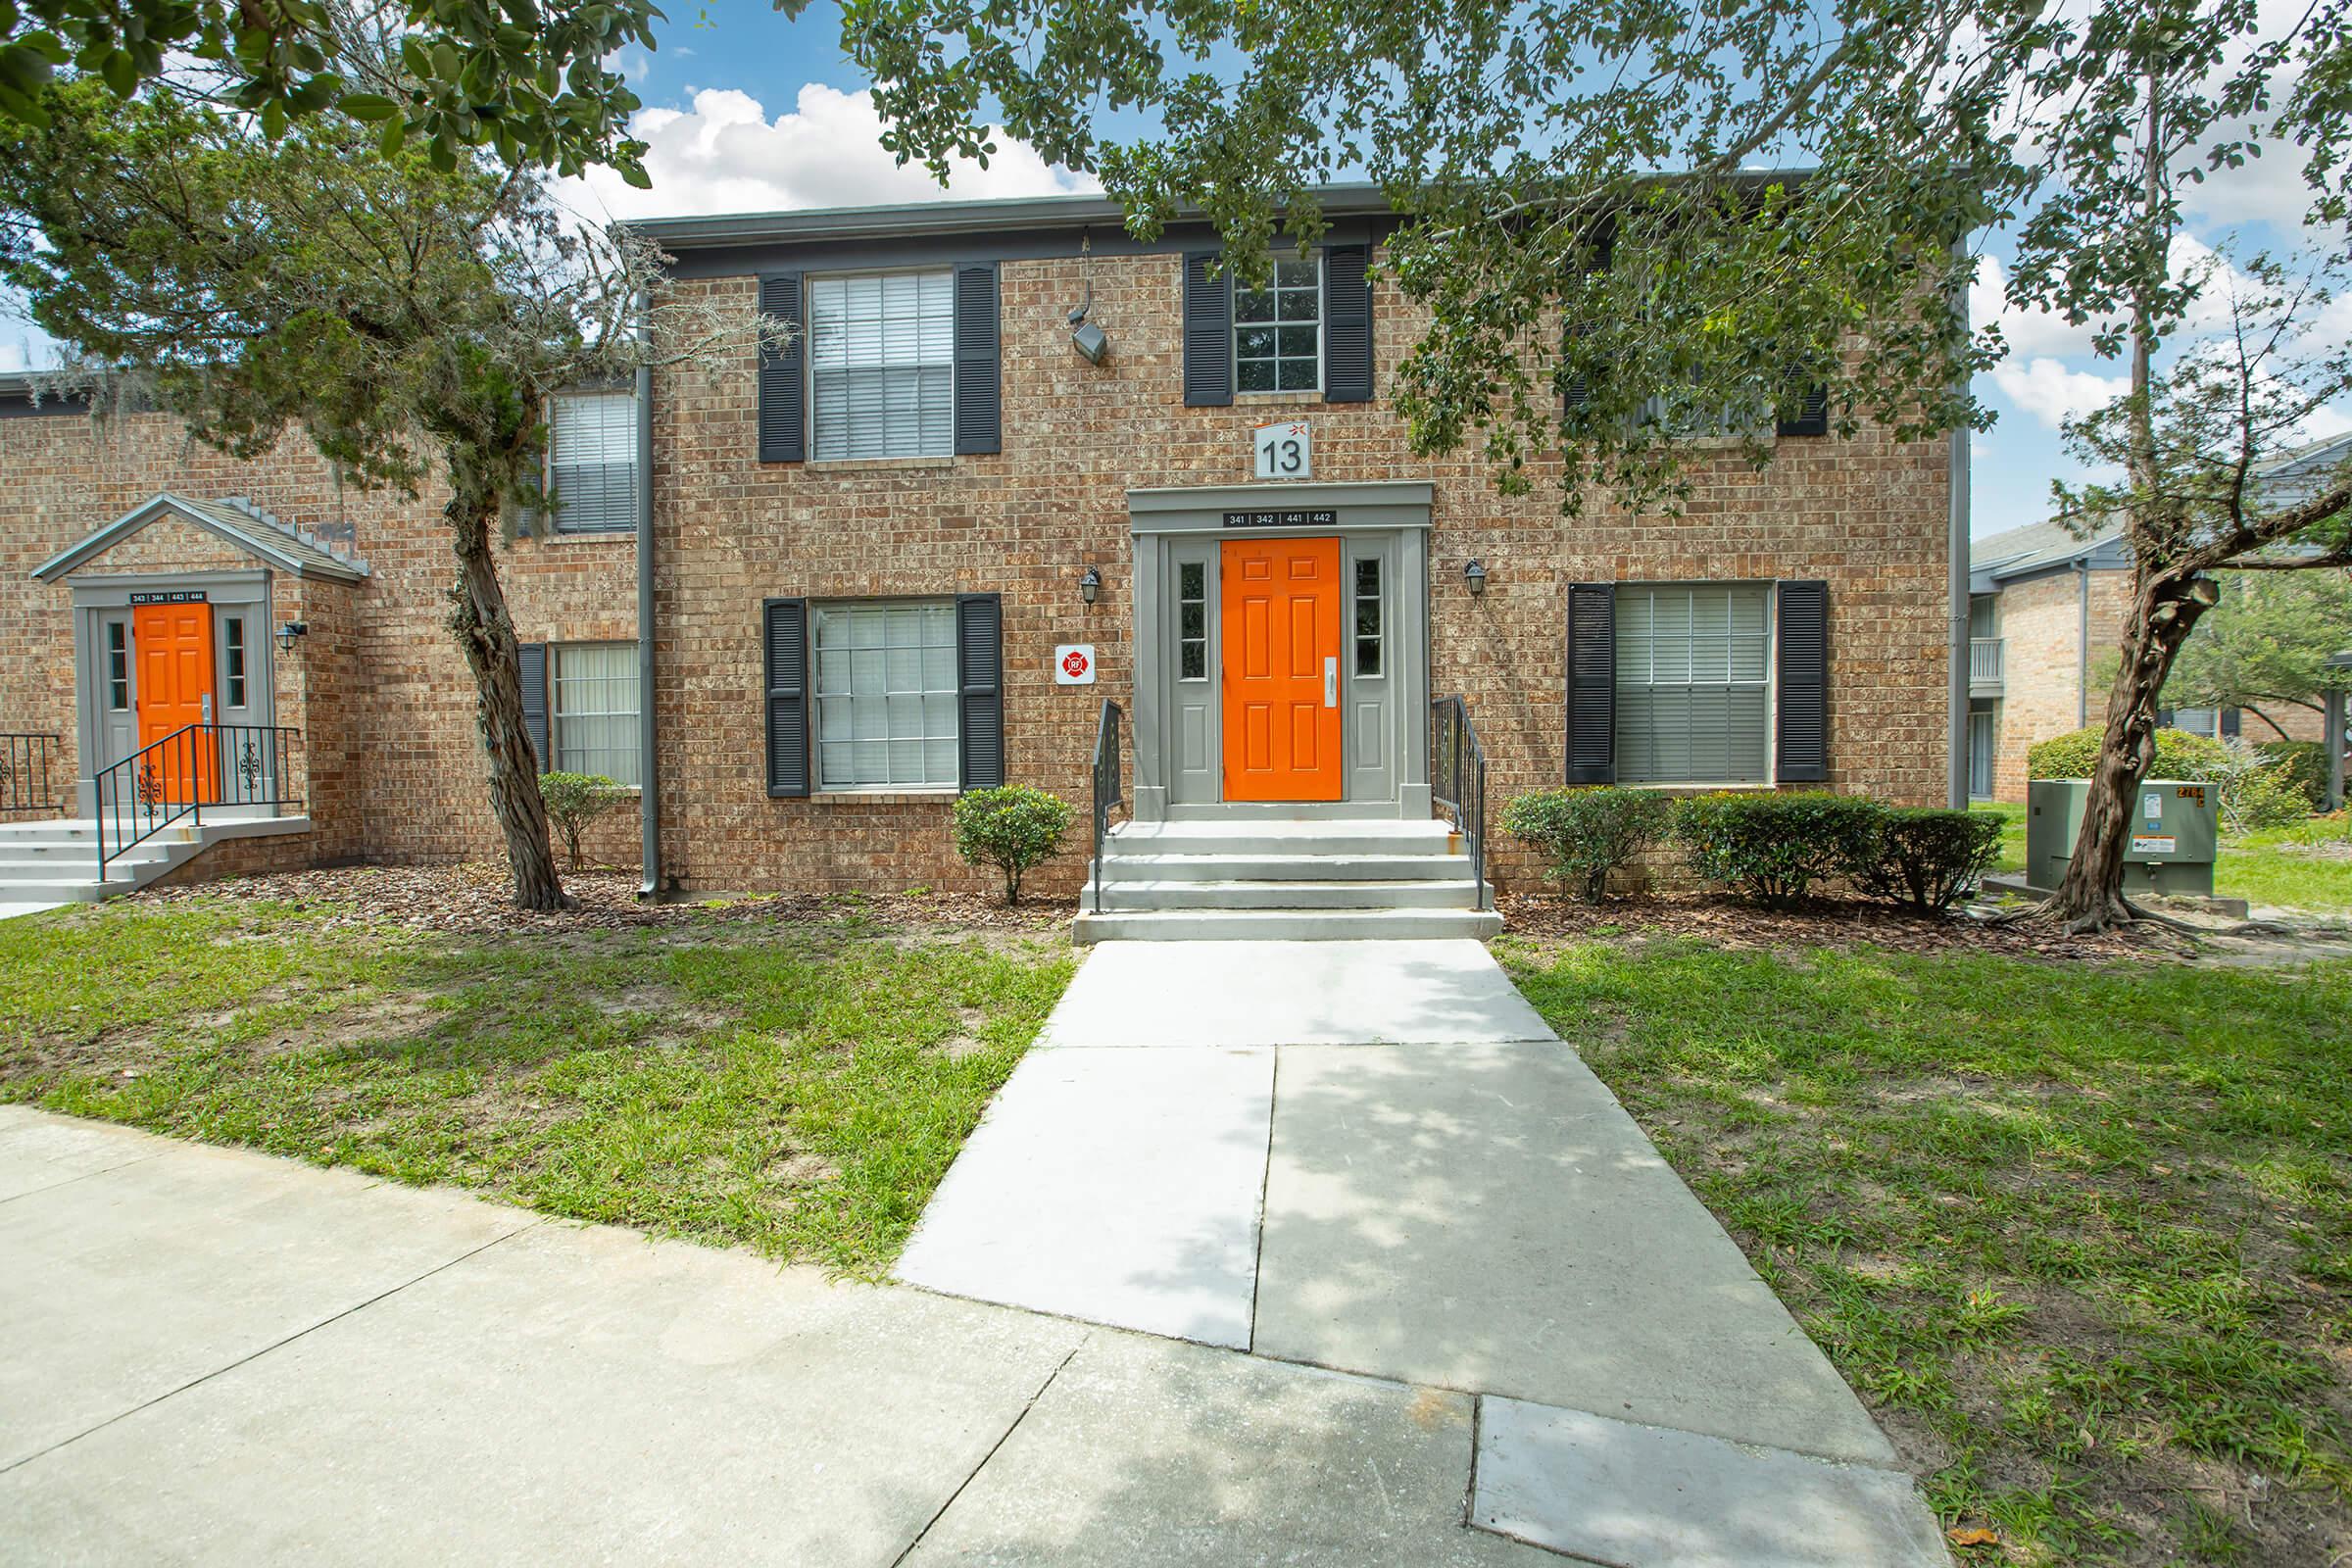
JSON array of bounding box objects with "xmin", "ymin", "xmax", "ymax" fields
[
  {"xmin": 1971, "ymin": 253, "xmax": 2103, "ymax": 358},
  {"xmin": 1989, "ymin": 356, "xmax": 2130, "ymax": 430},
  {"xmin": 561, "ymin": 83, "xmax": 1098, "ymax": 225}
]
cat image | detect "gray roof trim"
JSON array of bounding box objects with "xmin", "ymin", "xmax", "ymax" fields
[
  {"xmin": 625, "ymin": 169, "xmax": 1820, "ymax": 252},
  {"xmin": 32, "ymin": 492, "xmax": 369, "ymax": 584}
]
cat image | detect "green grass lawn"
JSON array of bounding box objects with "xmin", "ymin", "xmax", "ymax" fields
[
  {"xmin": 1499, "ymin": 932, "xmax": 2352, "ymax": 1567},
  {"xmin": 0, "ymin": 896, "xmax": 1073, "ymax": 1274},
  {"xmin": 1979, "ymin": 800, "xmax": 2352, "ymax": 911}
]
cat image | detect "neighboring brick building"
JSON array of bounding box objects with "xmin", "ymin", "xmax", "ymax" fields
[{"xmin": 1, "ymin": 186, "xmax": 1973, "ymax": 921}]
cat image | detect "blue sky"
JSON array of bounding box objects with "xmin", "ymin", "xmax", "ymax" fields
[{"xmin": 8, "ymin": 2, "xmax": 2345, "ymax": 542}]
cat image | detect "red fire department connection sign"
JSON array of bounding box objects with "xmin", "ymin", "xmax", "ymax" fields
[{"xmin": 1054, "ymin": 645, "xmax": 1096, "ymax": 685}]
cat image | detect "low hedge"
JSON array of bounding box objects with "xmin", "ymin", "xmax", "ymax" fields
[
  {"xmin": 1673, "ymin": 791, "xmax": 1886, "ymax": 909},
  {"xmin": 1846, "ymin": 807, "xmax": 2005, "ymax": 912},
  {"xmin": 1499, "ymin": 786, "xmax": 1678, "ymax": 902},
  {"xmin": 2026, "ymin": 725, "xmax": 2226, "ymax": 783},
  {"xmin": 952, "ymin": 784, "xmax": 1073, "ymax": 906}
]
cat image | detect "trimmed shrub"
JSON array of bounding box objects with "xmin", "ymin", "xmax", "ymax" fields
[
  {"xmin": 1500, "ymin": 786, "xmax": 1678, "ymax": 902},
  {"xmin": 538, "ymin": 771, "xmax": 628, "ymax": 869},
  {"xmin": 1845, "ymin": 808, "xmax": 2004, "ymax": 913},
  {"xmin": 953, "ymin": 784, "xmax": 1074, "ymax": 906},
  {"xmin": 2255, "ymin": 739, "xmax": 2329, "ymax": 809},
  {"xmin": 1674, "ymin": 791, "xmax": 1886, "ymax": 909},
  {"xmin": 2026, "ymin": 724, "xmax": 2227, "ymax": 784}
]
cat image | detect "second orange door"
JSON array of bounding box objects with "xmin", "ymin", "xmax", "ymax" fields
[
  {"xmin": 132, "ymin": 602, "xmax": 218, "ymax": 802},
  {"xmin": 1220, "ymin": 535, "xmax": 1343, "ymax": 802}
]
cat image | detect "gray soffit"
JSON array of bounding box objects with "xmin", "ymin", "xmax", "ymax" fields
[{"xmin": 32, "ymin": 492, "xmax": 370, "ymax": 584}]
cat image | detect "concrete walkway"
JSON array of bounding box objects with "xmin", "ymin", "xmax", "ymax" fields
[{"xmin": 897, "ymin": 939, "xmax": 1949, "ymax": 1565}]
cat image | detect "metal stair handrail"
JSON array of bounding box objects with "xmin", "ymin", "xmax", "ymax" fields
[
  {"xmin": 93, "ymin": 721, "xmax": 304, "ymax": 877},
  {"xmin": 1430, "ymin": 696, "xmax": 1490, "ymax": 911},
  {"xmin": 1091, "ymin": 700, "xmax": 1125, "ymax": 914},
  {"xmin": 1, "ymin": 733, "xmax": 62, "ymax": 819}
]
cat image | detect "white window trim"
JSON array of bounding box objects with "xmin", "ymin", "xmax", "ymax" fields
[
  {"xmin": 805, "ymin": 269, "xmax": 958, "ymax": 464},
  {"xmin": 1611, "ymin": 581, "xmax": 1780, "ymax": 791},
  {"xmin": 543, "ymin": 389, "xmax": 641, "ymax": 538},
  {"xmin": 808, "ymin": 597, "xmax": 962, "ymax": 794},
  {"xmin": 1232, "ymin": 255, "xmax": 1324, "ymax": 397},
  {"xmin": 549, "ymin": 640, "xmax": 644, "ymax": 790}
]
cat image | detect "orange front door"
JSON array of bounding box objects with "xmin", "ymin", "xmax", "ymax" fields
[
  {"xmin": 132, "ymin": 602, "xmax": 217, "ymax": 802},
  {"xmin": 1221, "ymin": 535, "xmax": 1344, "ymax": 802}
]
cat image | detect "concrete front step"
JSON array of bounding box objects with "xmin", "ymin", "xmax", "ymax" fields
[
  {"xmin": 1072, "ymin": 906, "xmax": 1503, "ymax": 943},
  {"xmin": 1091, "ymin": 878, "xmax": 1485, "ymax": 912},
  {"xmin": 1103, "ymin": 820, "xmax": 1457, "ymax": 858},
  {"xmin": 1093, "ymin": 852, "xmax": 1467, "ymax": 884}
]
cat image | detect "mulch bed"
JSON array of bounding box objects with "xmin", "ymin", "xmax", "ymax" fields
[
  {"xmin": 1494, "ymin": 890, "xmax": 2150, "ymax": 960},
  {"xmin": 132, "ymin": 860, "xmax": 1076, "ymax": 938}
]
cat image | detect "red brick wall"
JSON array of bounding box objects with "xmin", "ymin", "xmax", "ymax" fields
[
  {"xmin": 1988, "ymin": 566, "xmax": 2132, "ymax": 802},
  {"xmin": 650, "ymin": 254, "xmax": 1953, "ymax": 896}
]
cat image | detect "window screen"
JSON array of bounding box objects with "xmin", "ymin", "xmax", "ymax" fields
[
  {"xmin": 1235, "ymin": 257, "xmax": 1321, "ymax": 393},
  {"xmin": 812, "ymin": 601, "xmax": 959, "ymax": 789},
  {"xmin": 1614, "ymin": 584, "xmax": 1773, "ymax": 783},
  {"xmin": 549, "ymin": 391, "xmax": 639, "ymax": 534},
  {"xmin": 809, "ymin": 272, "xmax": 956, "ymax": 461},
  {"xmin": 552, "ymin": 643, "xmax": 641, "ymax": 786}
]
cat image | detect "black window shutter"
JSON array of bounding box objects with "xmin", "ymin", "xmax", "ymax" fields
[
  {"xmin": 757, "ymin": 273, "xmax": 806, "ymax": 464},
  {"xmin": 1182, "ymin": 252, "xmax": 1233, "ymax": 407},
  {"xmin": 956, "ymin": 593, "xmax": 1004, "ymax": 791},
  {"xmin": 954, "ymin": 262, "xmax": 1002, "ymax": 455},
  {"xmin": 1565, "ymin": 584, "xmax": 1616, "ymax": 784},
  {"xmin": 1777, "ymin": 380, "xmax": 1829, "ymax": 437},
  {"xmin": 763, "ymin": 598, "xmax": 810, "ymax": 797},
  {"xmin": 2221, "ymin": 707, "xmax": 2241, "ymax": 739},
  {"xmin": 1323, "ymin": 244, "xmax": 1373, "ymax": 404},
  {"xmin": 518, "ymin": 642, "xmax": 550, "ymax": 772},
  {"xmin": 1776, "ymin": 580, "xmax": 1830, "ymax": 782}
]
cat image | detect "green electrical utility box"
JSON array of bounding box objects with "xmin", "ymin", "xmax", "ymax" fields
[{"xmin": 2026, "ymin": 777, "xmax": 2219, "ymax": 897}]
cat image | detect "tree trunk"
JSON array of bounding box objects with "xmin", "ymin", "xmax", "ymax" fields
[
  {"xmin": 2242, "ymin": 703, "xmax": 2290, "ymax": 741},
  {"xmin": 447, "ymin": 492, "xmax": 569, "ymax": 911},
  {"xmin": 2046, "ymin": 564, "xmax": 2218, "ymax": 930}
]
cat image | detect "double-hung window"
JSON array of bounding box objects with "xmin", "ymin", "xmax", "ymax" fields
[
  {"xmin": 547, "ymin": 390, "xmax": 639, "ymax": 534},
  {"xmin": 1235, "ymin": 257, "xmax": 1321, "ymax": 393},
  {"xmin": 812, "ymin": 601, "xmax": 960, "ymax": 790},
  {"xmin": 551, "ymin": 643, "xmax": 642, "ymax": 786},
  {"xmin": 809, "ymin": 272, "xmax": 956, "ymax": 460},
  {"xmin": 1614, "ymin": 584, "xmax": 1773, "ymax": 784}
]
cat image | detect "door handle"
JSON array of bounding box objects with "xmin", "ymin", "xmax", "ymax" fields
[{"xmin": 1324, "ymin": 656, "xmax": 1338, "ymax": 709}]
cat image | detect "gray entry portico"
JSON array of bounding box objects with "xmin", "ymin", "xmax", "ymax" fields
[{"xmin": 1126, "ymin": 480, "xmax": 1433, "ymax": 822}]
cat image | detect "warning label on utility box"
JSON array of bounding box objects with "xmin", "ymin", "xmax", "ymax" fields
[{"xmin": 2132, "ymin": 835, "xmax": 2177, "ymax": 856}]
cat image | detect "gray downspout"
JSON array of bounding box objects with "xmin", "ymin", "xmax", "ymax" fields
[
  {"xmin": 1947, "ymin": 423, "xmax": 1971, "ymax": 808},
  {"xmin": 635, "ymin": 295, "xmax": 661, "ymax": 899},
  {"xmin": 2076, "ymin": 560, "xmax": 2090, "ymax": 727}
]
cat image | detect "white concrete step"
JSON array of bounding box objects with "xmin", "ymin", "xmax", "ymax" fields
[
  {"xmin": 0, "ymin": 842, "xmax": 180, "ymax": 868},
  {"xmin": 0, "ymin": 874, "xmax": 138, "ymax": 904},
  {"xmin": 1104, "ymin": 820, "xmax": 1458, "ymax": 858},
  {"xmin": 1091, "ymin": 878, "xmax": 1486, "ymax": 912},
  {"xmin": 1072, "ymin": 907, "xmax": 1503, "ymax": 944},
  {"xmin": 1094, "ymin": 852, "xmax": 1467, "ymax": 884}
]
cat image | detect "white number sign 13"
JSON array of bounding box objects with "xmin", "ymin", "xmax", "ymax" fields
[{"xmin": 1253, "ymin": 420, "xmax": 1311, "ymax": 479}]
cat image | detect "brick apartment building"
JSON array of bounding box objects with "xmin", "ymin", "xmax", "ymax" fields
[
  {"xmin": 1967, "ymin": 431, "xmax": 2352, "ymax": 804},
  {"xmin": 1, "ymin": 186, "xmax": 1973, "ymax": 931}
]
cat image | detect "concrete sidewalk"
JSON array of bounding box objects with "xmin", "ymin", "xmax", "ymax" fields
[
  {"xmin": 896, "ymin": 939, "xmax": 1949, "ymax": 1566},
  {"xmin": 0, "ymin": 1106, "xmax": 1547, "ymax": 1566}
]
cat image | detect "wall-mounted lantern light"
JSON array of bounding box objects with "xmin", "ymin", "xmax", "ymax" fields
[
  {"xmin": 275, "ymin": 619, "xmax": 309, "ymax": 655},
  {"xmin": 1463, "ymin": 560, "xmax": 1488, "ymax": 597},
  {"xmin": 1078, "ymin": 566, "xmax": 1102, "ymax": 606}
]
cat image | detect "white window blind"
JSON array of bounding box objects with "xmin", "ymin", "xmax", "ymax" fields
[
  {"xmin": 813, "ymin": 602, "xmax": 960, "ymax": 789},
  {"xmin": 1614, "ymin": 584, "xmax": 1773, "ymax": 784},
  {"xmin": 809, "ymin": 272, "xmax": 956, "ymax": 461},
  {"xmin": 553, "ymin": 642, "xmax": 641, "ymax": 786},
  {"xmin": 549, "ymin": 391, "xmax": 639, "ymax": 534}
]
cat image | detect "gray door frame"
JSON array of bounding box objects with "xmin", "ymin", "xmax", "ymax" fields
[
  {"xmin": 1126, "ymin": 481, "xmax": 1432, "ymax": 822},
  {"xmin": 65, "ymin": 569, "xmax": 277, "ymax": 817}
]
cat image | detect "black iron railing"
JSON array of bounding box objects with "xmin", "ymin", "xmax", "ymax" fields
[
  {"xmin": 1430, "ymin": 696, "xmax": 1490, "ymax": 911},
  {"xmin": 1, "ymin": 733, "xmax": 61, "ymax": 818},
  {"xmin": 94, "ymin": 722, "xmax": 303, "ymax": 877},
  {"xmin": 1091, "ymin": 699, "xmax": 1124, "ymax": 913}
]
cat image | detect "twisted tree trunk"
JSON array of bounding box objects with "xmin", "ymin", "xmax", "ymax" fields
[
  {"xmin": 447, "ymin": 488, "xmax": 568, "ymax": 911},
  {"xmin": 2046, "ymin": 564, "xmax": 2219, "ymax": 930}
]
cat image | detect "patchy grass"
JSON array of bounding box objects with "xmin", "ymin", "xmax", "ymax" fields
[
  {"xmin": 1981, "ymin": 799, "xmax": 2352, "ymax": 911},
  {"xmin": 1498, "ymin": 933, "xmax": 2352, "ymax": 1567},
  {"xmin": 0, "ymin": 897, "xmax": 1072, "ymax": 1275}
]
